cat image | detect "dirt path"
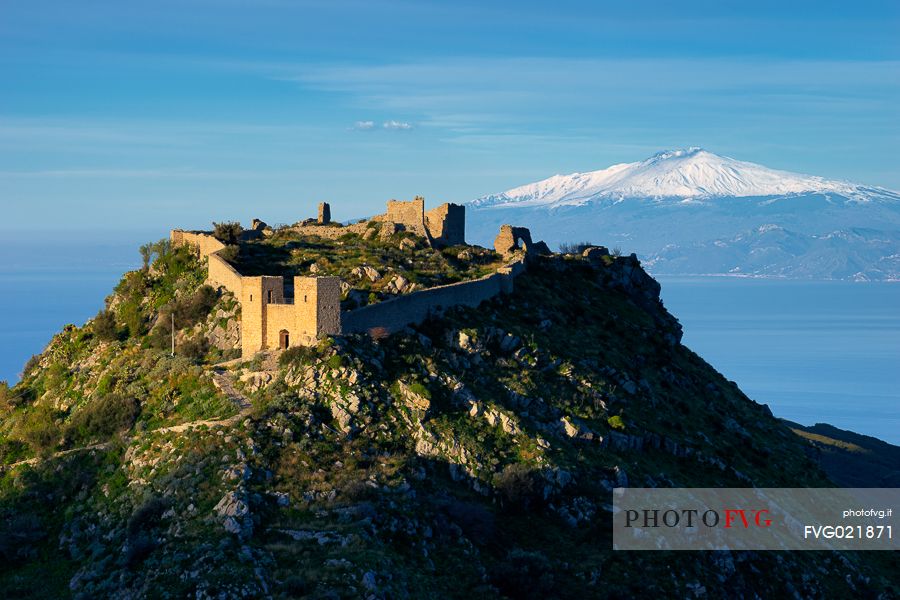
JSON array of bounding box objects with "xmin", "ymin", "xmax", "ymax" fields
[
  {"xmin": 1, "ymin": 369, "xmax": 254, "ymax": 472},
  {"xmin": 212, "ymin": 369, "xmax": 253, "ymax": 411}
]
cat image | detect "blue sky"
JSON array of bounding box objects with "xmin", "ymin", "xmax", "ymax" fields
[{"xmin": 1, "ymin": 0, "xmax": 898, "ymax": 239}]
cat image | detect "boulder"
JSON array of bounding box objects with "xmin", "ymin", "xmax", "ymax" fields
[
  {"xmin": 214, "ymin": 490, "xmax": 252, "ymax": 537},
  {"xmin": 582, "ymin": 246, "xmax": 610, "ymax": 261}
]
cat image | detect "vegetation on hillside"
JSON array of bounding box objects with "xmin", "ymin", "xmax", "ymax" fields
[
  {"xmin": 0, "ymin": 235, "xmax": 895, "ymax": 598},
  {"xmin": 227, "ymin": 225, "xmax": 505, "ymax": 307}
]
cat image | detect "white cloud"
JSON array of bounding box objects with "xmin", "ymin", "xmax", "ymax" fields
[
  {"xmin": 382, "ymin": 120, "xmax": 412, "ymax": 130},
  {"xmin": 352, "ymin": 120, "xmax": 376, "ymax": 130},
  {"xmin": 287, "ymin": 57, "xmax": 900, "ymax": 136}
]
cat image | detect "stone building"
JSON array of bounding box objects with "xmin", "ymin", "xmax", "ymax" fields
[
  {"xmin": 172, "ymin": 198, "xmax": 529, "ymax": 358},
  {"xmin": 170, "ymin": 230, "xmax": 343, "ymax": 357},
  {"xmin": 240, "ymin": 275, "xmax": 341, "ymax": 351},
  {"xmin": 375, "ymin": 196, "xmax": 466, "ymax": 247}
]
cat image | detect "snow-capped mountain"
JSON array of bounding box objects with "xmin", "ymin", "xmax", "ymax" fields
[
  {"xmin": 472, "ymin": 147, "xmax": 899, "ymax": 209},
  {"xmin": 467, "ymin": 148, "xmax": 900, "ymax": 280}
]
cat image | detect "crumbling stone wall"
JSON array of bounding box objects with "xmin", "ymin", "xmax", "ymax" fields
[
  {"xmin": 425, "ymin": 203, "xmax": 466, "ymax": 246},
  {"xmin": 374, "ymin": 198, "xmax": 466, "ymax": 247},
  {"xmin": 208, "ymin": 254, "xmax": 243, "ymax": 296},
  {"xmin": 342, "ymin": 257, "xmax": 525, "ymax": 336},
  {"xmin": 172, "ymin": 228, "xmax": 342, "ymax": 356},
  {"xmin": 288, "ymin": 221, "xmax": 370, "ymax": 240},
  {"xmin": 318, "ymin": 202, "xmax": 331, "ymax": 225},
  {"xmin": 172, "ymin": 217, "xmax": 531, "ymax": 355},
  {"xmin": 171, "ymin": 230, "xmax": 226, "ymax": 258},
  {"xmin": 171, "ymin": 230, "xmax": 242, "ymax": 296},
  {"xmin": 494, "ymin": 225, "xmax": 551, "ymax": 257},
  {"xmin": 383, "ymin": 197, "xmax": 428, "ymax": 237}
]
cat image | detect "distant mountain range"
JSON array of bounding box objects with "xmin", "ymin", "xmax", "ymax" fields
[{"xmin": 467, "ymin": 148, "xmax": 900, "ymax": 280}]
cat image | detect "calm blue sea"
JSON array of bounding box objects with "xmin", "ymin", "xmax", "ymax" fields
[
  {"xmin": 0, "ymin": 239, "xmax": 140, "ymax": 383},
  {"xmin": 0, "ymin": 241, "xmax": 897, "ymax": 444},
  {"xmin": 659, "ymin": 276, "xmax": 900, "ymax": 445}
]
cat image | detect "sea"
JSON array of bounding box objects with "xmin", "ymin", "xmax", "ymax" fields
[
  {"xmin": 1, "ymin": 240, "xmax": 897, "ymax": 445},
  {"xmin": 658, "ymin": 276, "xmax": 900, "ymax": 445}
]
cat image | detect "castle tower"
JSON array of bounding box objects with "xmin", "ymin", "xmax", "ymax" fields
[
  {"xmin": 240, "ymin": 276, "xmax": 285, "ymax": 356},
  {"xmin": 240, "ymin": 276, "xmax": 340, "ymax": 357},
  {"xmin": 425, "ymin": 203, "xmax": 465, "ymax": 246},
  {"xmin": 318, "ymin": 202, "xmax": 331, "ymax": 225},
  {"xmin": 294, "ymin": 276, "xmax": 342, "ymax": 343}
]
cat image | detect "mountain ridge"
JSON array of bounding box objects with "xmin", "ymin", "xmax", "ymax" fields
[
  {"xmin": 467, "ymin": 149, "xmax": 900, "ymax": 280},
  {"xmin": 471, "ymin": 148, "xmax": 900, "ymax": 208}
]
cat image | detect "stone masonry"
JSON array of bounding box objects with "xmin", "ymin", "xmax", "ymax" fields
[
  {"xmin": 172, "ymin": 198, "xmax": 526, "ymax": 357},
  {"xmin": 318, "ymin": 202, "xmax": 331, "ymax": 225},
  {"xmin": 374, "ymin": 196, "xmax": 466, "ymax": 247},
  {"xmin": 494, "ymin": 224, "xmax": 551, "ymax": 257}
]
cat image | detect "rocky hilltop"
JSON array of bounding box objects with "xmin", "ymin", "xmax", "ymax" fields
[{"xmin": 0, "ymin": 224, "xmax": 896, "ymax": 598}]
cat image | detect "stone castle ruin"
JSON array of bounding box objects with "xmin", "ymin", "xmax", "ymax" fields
[
  {"xmin": 172, "ymin": 198, "xmax": 547, "ymax": 357},
  {"xmin": 493, "ymin": 225, "xmax": 552, "ymax": 257}
]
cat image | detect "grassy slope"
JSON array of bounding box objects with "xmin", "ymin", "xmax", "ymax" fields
[
  {"xmin": 0, "ymin": 240, "xmax": 895, "ymax": 598},
  {"xmin": 786, "ymin": 420, "xmax": 900, "ymax": 487}
]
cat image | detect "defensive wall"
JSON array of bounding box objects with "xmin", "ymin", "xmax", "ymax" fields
[
  {"xmin": 341, "ymin": 258, "xmax": 526, "ymax": 336},
  {"xmin": 171, "ymin": 200, "xmax": 540, "ymax": 356},
  {"xmin": 170, "ymin": 230, "xmax": 226, "ymax": 257},
  {"xmin": 286, "ymin": 197, "xmax": 465, "ymax": 247},
  {"xmin": 288, "ymin": 221, "xmax": 370, "ymax": 240}
]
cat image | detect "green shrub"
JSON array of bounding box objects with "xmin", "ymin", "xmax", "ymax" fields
[
  {"xmin": 125, "ymin": 497, "xmax": 168, "ymax": 567},
  {"xmin": 152, "ymin": 243, "xmax": 195, "ymax": 281},
  {"xmin": 148, "ymin": 323, "xmax": 172, "ymax": 351},
  {"xmin": 279, "ymin": 345, "xmax": 316, "ymax": 367},
  {"xmin": 0, "ymin": 381, "xmax": 12, "ymax": 411},
  {"xmin": 120, "ymin": 303, "xmax": 146, "ymax": 338},
  {"xmin": 44, "ymin": 362, "xmax": 70, "ymax": 393},
  {"xmin": 140, "ymin": 239, "xmax": 172, "ymax": 270},
  {"xmin": 0, "ymin": 512, "xmax": 46, "ymax": 564},
  {"xmin": 150, "ymin": 286, "xmax": 218, "ymax": 350},
  {"xmin": 0, "ymin": 438, "xmax": 28, "ymax": 464},
  {"xmin": 179, "ymin": 285, "xmax": 217, "ymax": 324},
  {"xmin": 217, "ymin": 245, "xmax": 239, "ymax": 262},
  {"xmin": 21, "ymin": 355, "xmax": 40, "ymax": 378},
  {"xmin": 491, "ymin": 549, "xmax": 554, "ymax": 600},
  {"xmin": 93, "ymin": 309, "xmax": 120, "ymax": 341},
  {"xmin": 608, "ymin": 415, "xmax": 626, "ymax": 430},
  {"xmin": 64, "ymin": 393, "xmax": 140, "ymax": 445},
  {"xmin": 13, "ymin": 404, "xmax": 61, "ymax": 456},
  {"xmin": 179, "ymin": 338, "xmax": 209, "ymax": 363},
  {"xmin": 558, "ymin": 241, "xmax": 592, "ymax": 254},
  {"xmin": 408, "ymin": 382, "xmax": 432, "ymax": 400},
  {"xmin": 213, "ymin": 221, "xmax": 243, "ymax": 245},
  {"xmin": 492, "ymin": 463, "xmax": 542, "ymax": 511}
]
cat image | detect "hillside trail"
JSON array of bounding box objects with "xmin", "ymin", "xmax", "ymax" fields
[{"xmin": 1, "ymin": 367, "xmax": 254, "ymax": 472}]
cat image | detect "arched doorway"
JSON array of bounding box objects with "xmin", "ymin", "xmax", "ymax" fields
[{"xmin": 279, "ymin": 329, "xmax": 290, "ymax": 350}]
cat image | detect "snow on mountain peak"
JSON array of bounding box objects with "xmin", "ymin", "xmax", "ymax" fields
[{"xmin": 470, "ymin": 149, "xmax": 898, "ymax": 209}]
